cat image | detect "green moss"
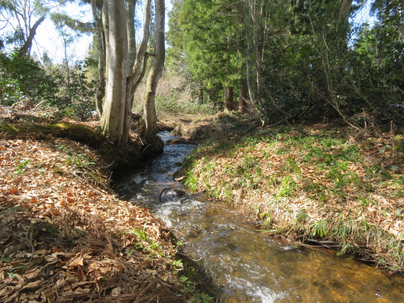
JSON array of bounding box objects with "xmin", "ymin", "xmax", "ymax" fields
[
  {"xmin": 49, "ymin": 122, "xmax": 103, "ymax": 144},
  {"xmin": 0, "ymin": 123, "xmax": 52, "ymax": 134},
  {"xmin": 0, "ymin": 121, "xmax": 103, "ymax": 146}
]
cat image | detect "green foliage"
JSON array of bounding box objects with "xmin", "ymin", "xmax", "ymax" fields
[
  {"xmin": 276, "ymin": 175, "xmax": 297, "ymax": 198},
  {"xmin": 167, "ymin": 0, "xmax": 244, "ymax": 102},
  {"xmin": 348, "ymin": 20, "xmax": 404, "ymax": 124},
  {"xmin": 15, "ymin": 159, "xmax": 31, "ymax": 175},
  {"xmin": 184, "ymin": 168, "xmax": 198, "ymax": 193},
  {"xmin": 167, "ymin": 0, "xmax": 403, "ymax": 125},
  {"xmin": 171, "ymin": 259, "xmax": 183, "ymax": 271},
  {"xmin": 128, "ymin": 226, "xmax": 161, "ymax": 253},
  {"xmin": 48, "ymin": 61, "xmax": 96, "ymax": 121},
  {"xmin": 155, "ymin": 92, "xmax": 215, "ymax": 116},
  {"xmin": 0, "ymin": 51, "xmax": 57, "ymax": 105},
  {"xmin": 0, "ymin": 52, "xmax": 95, "ymax": 121},
  {"xmin": 50, "ymin": 12, "xmax": 93, "ymax": 34}
]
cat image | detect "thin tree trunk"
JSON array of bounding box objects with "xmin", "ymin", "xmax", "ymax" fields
[
  {"xmin": 100, "ymin": 0, "xmax": 128, "ymax": 144},
  {"xmin": 198, "ymin": 88, "xmax": 204, "ymax": 104},
  {"xmin": 225, "ymin": 86, "xmax": 234, "ymax": 111},
  {"xmin": 239, "ymin": 82, "xmax": 248, "ymax": 113},
  {"xmin": 102, "ymin": 0, "xmax": 110, "ymax": 86},
  {"xmin": 140, "ymin": 0, "xmax": 165, "ymax": 141},
  {"xmin": 18, "ymin": 15, "xmax": 45, "ymax": 57},
  {"xmin": 92, "ymin": 0, "xmax": 106, "ymax": 116},
  {"xmin": 63, "ymin": 37, "xmax": 72, "ymax": 104},
  {"xmin": 126, "ymin": 0, "xmax": 137, "ymax": 74}
]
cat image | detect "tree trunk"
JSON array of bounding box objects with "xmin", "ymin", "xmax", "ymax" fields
[
  {"xmin": 92, "ymin": 0, "xmax": 106, "ymax": 116},
  {"xmin": 122, "ymin": 0, "xmax": 152, "ymax": 142},
  {"xmin": 102, "ymin": 0, "xmax": 110, "ymax": 86},
  {"xmin": 198, "ymin": 88, "xmax": 204, "ymax": 104},
  {"xmin": 100, "ymin": 0, "xmax": 128, "ymax": 144},
  {"xmin": 140, "ymin": 0, "xmax": 165, "ymax": 141},
  {"xmin": 238, "ymin": 82, "xmax": 248, "ymax": 113},
  {"xmin": 99, "ymin": 0, "xmax": 163, "ymax": 144},
  {"xmin": 18, "ymin": 16, "xmax": 45, "ymax": 57},
  {"xmin": 339, "ymin": 0, "xmax": 353, "ymax": 24},
  {"xmin": 126, "ymin": 0, "xmax": 137, "ymax": 74},
  {"xmin": 225, "ymin": 86, "xmax": 234, "ymax": 111}
]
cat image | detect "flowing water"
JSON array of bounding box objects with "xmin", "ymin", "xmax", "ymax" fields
[{"xmin": 115, "ymin": 131, "xmax": 404, "ymax": 302}]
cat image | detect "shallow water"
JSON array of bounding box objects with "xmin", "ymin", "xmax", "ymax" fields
[{"xmin": 115, "ymin": 131, "xmax": 404, "ymax": 302}]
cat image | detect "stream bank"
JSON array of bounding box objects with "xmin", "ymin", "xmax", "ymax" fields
[
  {"xmin": 159, "ymin": 111, "xmax": 404, "ymax": 273},
  {"xmin": 115, "ymin": 130, "xmax": 404, "ymax": 302}
]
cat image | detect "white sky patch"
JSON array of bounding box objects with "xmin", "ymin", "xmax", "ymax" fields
[
  {"xmin": 33, "ymin": 2, "xmax": 92, "ymax": 64},
  {"xmin": 32, "ymin": 1, "xmax": 173, "ymax": 63},
  {"xmin": 351, "ymin": 0, "xmax": 376, "ymax": 26}
]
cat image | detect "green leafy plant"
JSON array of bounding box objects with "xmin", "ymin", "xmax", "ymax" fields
[
  {"xmin": 276, "ymin": 175, "xmax": 297, "ymax": 197},
  {"xmin": 0, "ymin": 51, "xmax": 57, "ymax": 106},
  {"xmin": 15, "ymin": 159, "xmax": 31, "ymax": 175},
  {"xmin": 171, "ymin": 259, "xmax": 183, "ymax": 270},
  {"xmin": 184, "ymin": 171, "xmax": 198, "ymax": 192},
  {"xmin": 7, "ymin": 265, "xmax": 27, "ymax": 278}
]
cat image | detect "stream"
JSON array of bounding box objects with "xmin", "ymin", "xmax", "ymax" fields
[{"xmin": 115, "ymin": 131, "xmax": 404, "ymax": 302}]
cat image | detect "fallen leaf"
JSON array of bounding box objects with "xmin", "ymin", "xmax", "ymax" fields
[
  {"xmin": 69, "ymin": 255, "xmax": 84, "ymax": 267},
  {"xmin": 8, "ymin": 188, "xmax": 19, "ymax": 194},
  {"xmin": 23, "ymin": 280, "xmax": 42, "ymax": 290},
  {"xmin": 25, "ymin": 268, "xmax": 42, "ymax": 280},
  {"xmin": 111, "ymin": 287, "xmax": 121, "ymax": 297}
]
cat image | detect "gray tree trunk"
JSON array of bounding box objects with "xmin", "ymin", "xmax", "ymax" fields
[
  {"xmin": 99, "ymin": 0, "xmax": 163, "ymax": 144},
  {"xmin": 339, "ymin": 0, "xmax": 353, "ymax": 24},
  {"xmin": 92, "ymin": 0, "xmax": 106, "ymax": 116},
  {"xmin": 100, "ymin": 0, "xmax": 128, "ymax": 144},
  {"xmin": 140, "ymin": 0, "xmax": 165, "ymax": 141},
  {"xmin": 126, "ymin": 0, "xmax": 137, "ymax": 74},
  {"xmin": 122, "ymin": 0, "xmax": 152, "ymax": 142},
  {"xmin": 102, "ymin": 0, "xmax": 110, "ymax": 86}
]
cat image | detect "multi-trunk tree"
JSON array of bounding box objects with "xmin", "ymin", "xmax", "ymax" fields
[{"xmin": 92, "ymin": 0, "xmax": 165, "ymax": 144}]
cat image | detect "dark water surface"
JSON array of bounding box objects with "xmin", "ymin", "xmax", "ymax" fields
[{"xmin": 115, "ymin": 131, "xmax": 404, "ymax": 302}]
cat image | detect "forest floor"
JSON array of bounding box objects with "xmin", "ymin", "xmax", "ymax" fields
[
  {"xmin": 158, "ymin": 110, "xmax": 404, "ymax": 275},
  {"xmin": 0, "ymin": 107, "xmax": 213, "ymax": 303}
]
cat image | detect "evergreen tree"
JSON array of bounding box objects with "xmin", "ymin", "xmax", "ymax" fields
[{"xmin": 168, "ymin": 0, "xmax": 244, "ymax": 109}]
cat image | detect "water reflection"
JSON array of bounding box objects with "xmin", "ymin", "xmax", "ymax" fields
[{"xmin": 115, "ymin": 131, "xmax": 404, "ymax": 302}]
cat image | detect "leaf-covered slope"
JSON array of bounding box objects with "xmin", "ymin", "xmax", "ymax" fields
[
  {"xmin": 0, "ymin": 109, "xmax": 210, "ymax": 302},
  {"xmin": 177, "ymin": 111, "xmax": 404, "ymax": 272}
]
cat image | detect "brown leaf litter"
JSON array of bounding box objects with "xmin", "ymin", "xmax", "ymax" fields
[{"xmin": 0, "ymin": 109, "xmax": 197, "ymax": 302}]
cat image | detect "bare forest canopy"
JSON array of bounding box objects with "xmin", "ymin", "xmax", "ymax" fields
[{"xmin": 0, "ymin": 0, "xmax": 403, "ymax": 134}]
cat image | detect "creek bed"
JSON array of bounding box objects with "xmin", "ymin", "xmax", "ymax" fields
[{"xmin": 115, "ymin": 131, "xmax": 404, "ymax": 302}]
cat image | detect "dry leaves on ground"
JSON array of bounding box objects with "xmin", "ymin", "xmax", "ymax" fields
[{"xmin": 0, "ymin": 112, "xmax": 189, "ymax": 302}]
